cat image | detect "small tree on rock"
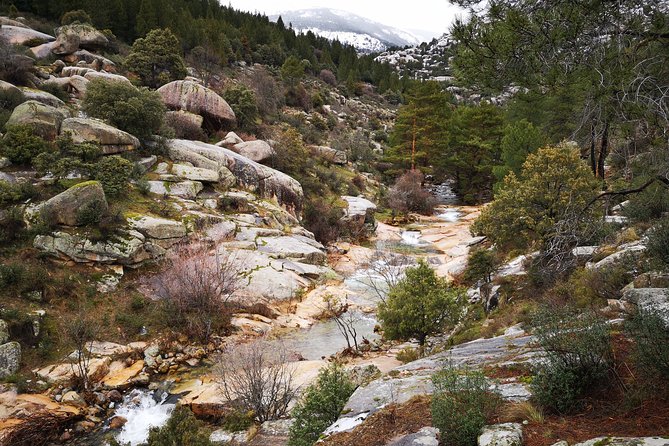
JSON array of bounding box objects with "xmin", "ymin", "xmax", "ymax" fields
[{"xmin": 378, "ymin": 260, "xmax": 465, "ymax": 346}]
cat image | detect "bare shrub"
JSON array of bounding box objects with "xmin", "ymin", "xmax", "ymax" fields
[
  {"xmin": 387, "ymin": 170, "xmax": 436, "ymax": 215},
  {"xmin": 249, "ymin": 68, "xmax": 284, "ymax": 117},
  {"xmin": 319, "ymin": 69, "xmax": 337, "ymax": 86},
  {"xmin": 357, "ymin": 249, "xmax": 413, "ymax": 304},
  {"xmin": 154, "ymin": 242, "xmax": 240, "ymax": 342},
  {"xmin": 214, "ymin": 340, "xmax": 298, "ymax": 422},
  {"xmin": 323, "ymin": 294, "xmax": 360, "ymax": 353},
  {"xmin": 66, "ymin": 310, "xmax": 99, "ymax": 391},
  {"xmin": 0, "ymin": 411, "xmax": 73, "ymax": 446}
]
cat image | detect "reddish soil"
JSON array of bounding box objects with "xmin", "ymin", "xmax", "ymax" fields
[{"xmin": 320, "ymin": 396, "xmax": 432, "ymax": 446}]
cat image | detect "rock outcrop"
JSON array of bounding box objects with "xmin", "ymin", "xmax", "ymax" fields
[
  {"xmin": 35, "ymin": 181, "xmax": 108, "ymax": 227},
  {"xmin": 60, "ymin": 118, "xmax": 140, "ymax": 154},
  {"xmin": 310, "ymin": 145, "xmax": 347, "ymax": 165},
  {"xmin": 157, "ymin": 79, "xmax": 236, "ymax": 130},
  {"xmin": 34, "ymin": 231, "xmax": 151, "ymax": 266},
  {"xmin": 6, "ymin": 100, "xmax": 71, "ymax": 140},
  {"xmin": 230, "ymin": 140, "xmax": 275, "ymax": 163},
  {"xmin": 167, "ymin": 139, "xmax": 303, "ymax": 214},
  {"xmin": 53, "ymin": 24, "xmax": 109, "ymax": 54},
  {"xmin": 0, "ymin": 25, "xmax": 54, "ymax": 45},
  {"xmin": 0, "ymin": 341, "xmax": 21, "ymax": 379}
]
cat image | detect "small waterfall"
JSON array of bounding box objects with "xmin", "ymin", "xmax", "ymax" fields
[
  {"xmin": 436, "ymin": 207, "xmax": 461, "ymax": 222},
  {"xmin": 112, "ymin": 389, "xmax": 175, "ymax": 446},
  {"xmin": 400, "ymin": 230, "xmax": 423, "ymax": 246}
]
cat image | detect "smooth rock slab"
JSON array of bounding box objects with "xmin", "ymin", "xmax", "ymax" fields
[
  {"xmin": 20, "ymin": 88, "xmax": 65, "ymax": 107},
  {"xmin": 257, "ymin": 235, "xmax": 327, "ymax": 265},
  {"xmin": 6, "ymin": 100, "xmax": 70, "ymax": 140},
  {"xmin": 60, "ymin": 118, "xmax": 140, "ymax": 154},
  {"xmin": 171, "ymin": 163, "xmax": 219, "ymax": 182},
  {"xmin": 0, "ymin": 25, "xmax": 54, "ymax": 45},
  {"xmin": 231, "ymin": 140, "xmax": 275, "ymax": 163},
  {"xmin": 147, "ymin": 180, "xmax": 203, "ymax": 199},
  {"xmin": 128, "ymin": 215, "xmax": 187, "ymax": 240},
  {"xmin": 478, "ymin": 423, "xmax": 523, "ymax": 446}
]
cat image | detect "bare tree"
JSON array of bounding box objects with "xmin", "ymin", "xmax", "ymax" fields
[
  {"xmin": 323, "ymin": 294, "xmax": 361, "ymax": 353},
  {"xmin": 214, "ymin": 340, "xmax": 298, "ymax": 422},
  {"xmin": 66, "ymin": 310, "xmax": 99, "ymax": 391},
  {"xmin": 153, "ymin": 241, "xmax": 240, "ymax": 342},
  {"xmin": 357, "ymin": 249, "xmax": 413, "ymax": 304}
]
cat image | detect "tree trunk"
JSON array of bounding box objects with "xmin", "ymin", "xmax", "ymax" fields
[
  {"xmin": 589, "ymin": 123, "xmax": 597, "ymax": 175},
  {"xmin": 597, "ymin": 121, "xmax": 609, "ymax": 179}
]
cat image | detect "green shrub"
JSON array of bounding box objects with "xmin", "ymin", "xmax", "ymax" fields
[
  {"xmin": 530, "ymin": 306, "xmax": 611, "ymax": 413},
  {"xmin": 221, "ymin": 409, "xmax": 254, "ymax": 432},
  {"xmin": 60, "ymin": 9, "xmax": 92, "ymax": 25},
  {"xmin": 623, "ymin": 183, "xmax": 669, "ymax": 223},
  {"xmin": 82, "ymin": 79, "xmax": 166, "ymax": 140},
  {"xmin": 288, "ymin": 362, "xmax": 356, "ymax": 446},
  {"xmin": 76, "ymin": 199, "xmax": 106, "ymax": 226},
  {"xmin": 0, "ymin": 206, "xmax": 26, "ymax": 243},
  {"xmin": 224, "ymin": 85, "xmax": 260, "ymax": 133},
  {"xmin": 95, "ymin": 156, "xmax": 133, "ymax": 197},
  {"xmin": 431, "ymin": 367, "xmax": 499, "ymax": 446},
  {"xmin": 0, "ymin": 180, "xmax": 37, "ymax": 207},
  {"xmin": 463, "ymin": 248, "xmax": 498, "ymax": 285},
  {"xmin": 378, "ymin": 260, "xmax": 465, "ymax": 345},
  {"xmin": 646, "ymin": 218, "xmax": 669, "ymax": 266},
  {"xmin": 625, "ymin": 307, "xmax": 669, "ymax": 378},
  {"xmin": 0, "ymin": 125, "xmax": 51, "ymax": 165},
  {"xmin": 146, "ymin": 406, "xmax": 213, "ymax": 446}
]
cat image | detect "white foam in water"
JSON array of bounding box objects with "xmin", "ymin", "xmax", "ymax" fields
[
  {"xmin": 400, "ymin": 230, "xmax": 423, "ymax": 246},
  {"xmin": 436, "ymin": 208, "xmax": 461, "ymax": 222},
  {"xmin": 113, "ymin": 389, "xmax": 175, "ymax": 446}
]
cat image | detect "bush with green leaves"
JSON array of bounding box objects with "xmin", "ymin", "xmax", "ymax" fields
[
  {"xmin": 625, "ymin": 307, "xmax": 669, "ymax": 378},
  {"xmin": 0, "ymin": 125, "xmax": 51, "ymax": 165},
  {"xmin": 33, "ymin": 136, "xmax": 102, "ymax": 179},
  {"xmin": 60, "ymin": 9, "xmax": 92, "ymax": 25},
  {"xmin": 0, "ymin": 180, "xmax": 37, "ymax": 208},
  {"xmin": 82, "ymin": 79, "xmax": 166, "ymax": 140},
  {"xmin": 94, "ymin": 156, "xmax": 133, "ymax": 197},
  {"xmin": 144, "ymin": 406, "xmax": 213, "ymax": 446},
  {"xmin": 125, "ymin": 28, "xmax": 187, "ymax": 89},
  {"xmin": 378, "ymin": 260, "xmax": 465, "ymax": 346},
  {"xmin": 463, "ymin": 248, "xmax": 498, "ymax": 285},
  {"xmin": 0, "ymin": 87, "xmax": 24, "ymax": 130},
  {"xmin": 431, "ymin": 367, "xmax": 499, "ymax": 446},
  {"xmin": 224, "ymin": 85, "xmax": 260, "ymax": 133},
  {"xmin": 530, "ymin": 306, "xmax": 611, "ymax": 413},
  {"xmin": 622, "ymin": 183, "xmax": 669, "ymax": 223},
  {"xmin": 288, "ymin": 362, "xmax": 356, "ymax": 446},
  {"xmin": 646, "ymin": 218, "xmax": 669, "ymax": 267}
]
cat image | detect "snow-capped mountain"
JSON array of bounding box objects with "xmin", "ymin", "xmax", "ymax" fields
[{"xmin": 270, "ymin": 8, "xmax": 424, "ymax": 53}]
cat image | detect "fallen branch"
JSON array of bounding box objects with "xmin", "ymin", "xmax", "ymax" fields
[{"xmin": 582, "ymin": 175, "xmax": 669, "ymax": 213}]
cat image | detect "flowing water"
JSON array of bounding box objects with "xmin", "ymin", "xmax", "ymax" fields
[{"xmin": 111, "ymin": 389, "xmax": 176, "ymax": 445}]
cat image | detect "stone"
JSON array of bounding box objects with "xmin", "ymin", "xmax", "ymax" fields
[
  {"xmin": 387, "ymin": 427, "xmax": 439, "ymax": 446},
  {"xmin": 61, "ymin": 66, "xmax": 94, "ymax": 77},
  {"xmin": 30, "ymin": 41, "xmax": 57, "ymax": 58},
  {"xmin": 157, "ymin": 79, "xmax": 236, "ymax": 130},
  {"xmin": 35, "ymin": 181, "xmax": 108, "ymax": 227},
  {"xmin": 0, "ymin": 320, "xmax": 8, "ymax": 345},
  {"xmin": 0, "ymin": 80, "xmax": 22, "ymax": 99},
  {"xmin": 605, "ymin": 215, "xmax": 629, "ymax": 225},
  {"xmin": 6, "ymin": 100, "xmax": 70, "ymax": 140},
  {"xmin": 572, "ymin": 246, "xmax": 598, "ymax": 262},
  {"xmin": 257, "ymin": 235, "xmax": 327, "ymax": 265},
  {"xmin": 83, "ymin": 70, "xmax": 132, "ymax": 85},
  {"xmin": 128, "ymin": 215, "xmax": 187, "ymax": 240},
  {"xmin": 210, "ymin": 428, "xmax": 248, "ymax": 444},
  {"xmin": 54, "ymin": 24, "xmax": 109, "ymax": 53},
  {"xmin": 622, "ymin": 288, "xmax": 669, "ymax": 324},
  {"xmin": 19, "ymin": 88, "xmax": 65, "ymax": 107},
  {"xmin": 0, "ymin": 342, "xmax": 21, "ymax": 378},
  {"xmin": 61, "ymin": 390, "xmax": 86, "ymax": 407},
  {"xmin": 0, "ymin": 25, "xmax": 54, "ymax": 45},
  {"xmin": 572, "ymin": 438, "xmax": 669, "ymax": 446},
  {"xmin": 478, "ymin": 423, "xmax": 523, "ymax": 446},
  {"xmin": 137, "ymin": 155, "xmax": 157, "ymax": 172},
  {"xmin": 231, "ymin": 140, "xmax": 275, "ymax": 163},
  {"xmin": 60, "ymin": 118, "xmax": 140, "ymax": 154},
  {"xmin": 34, "ymin": 231, "xmax": 150, "ymax": 265},
  {"xmin": 52, "ymin": 29, "xmax": 80, "ymax": 55},
  {"xmin": 216, "ymin": 131, "xmax": 244, "ymax": 146},
  {"xmin": 167, "ymin": 139, "xmax": 303, "ymax": 214},
  {"xmin": 109, "ymin": 416, "xmax": 127, "ymax": 429},
  {"xmin": 589, "ymin": 242, "xmax": 646, "ymax": 270},
  {"xmin": 170, "ymin": 163, "xmax": 219, "ymax": 183},
  {"xmin": 103, "ymin": 360, "xmax": 145, "ymax": 390},
  {"xmin": 147, "ymin": 180, "xmax": 203, "ymax": 199},
  {"xmin": 310, "ymin": 145, "xmax": 347, "ymax": 165},
  {"xmin": 633, "ymin": 272, "xmax": 669, "ymax": 289},
  {"xmin": 166, "ymin": 110, "xmax": 204, "ymax": 128},
  {"xmin": 342, "ymin": 195, "xmax": 377, "ymax": 217}
]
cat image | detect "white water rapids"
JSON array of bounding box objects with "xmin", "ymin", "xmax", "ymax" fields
[{"xmin": 111, "ymin": 389, "xmax": 175, "ymax": 446}]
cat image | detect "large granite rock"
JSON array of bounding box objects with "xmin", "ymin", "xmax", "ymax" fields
[
  {"xmin": 216, "ymin": 131, "xmax": 244, "ymax": 146},
  {"xmin": 147, "ymin": 180, "xmax": 203, "ymax": 199},
  {"xmin": 60, "ymin": 118, "xmax": 140, "ymax": 154},
  {"xmin": 310, "ymin": 145, "xmax": 347, "ymax": 165},
  {"xmin": 54, "ymin": 24, "xmax": 109, "ymax": 53},
  {"xmin": 83, "ymin": 70, "xmax": 132, "ymax": 85},
  {"xmin": 30, "ymin": 41, "xmax": 58, "ymax": 58},
  {"xmin": 0, "ymin": 79, "xmax": 22, "ymax": 98},
  {"xmin": 589, "ymin": 242, "xmax": 646, "ymax": 270},
  {"xmin": 167, "ymin": 139, "xmax": 303, "ymax": 214},
  {"xmin": 231, "ymin": 140, "xmax": 275, "ymax": 163},
  {"xmin": 19, "ymin": 88, "xmax": 64, "ymax": 108},
  {"xmin": 0, "ymin": 342, "xmax": 21, "ymax": 379},
  {"xmin": 622, "ymin": 288, "xmax": 669, "ymax": 324},
  {"xmin": 169, "ymin": 163, "xmax": 219, "ymax": 183},
  {"xmin": 256, "ymin": 235, "xmax": 327, "ymax": 265},
  {"xmin": 478, "ymin": 423, "xmax": 523, "ymax": 446},
  {"xmin": 157, "ymin": 80, "xmax": 236, "ymax": 130},
  {"xmin": 35, "ymin": 181, "xmax": 108, "ymax": 227},
  {"xmin": 0, "ymin": 25, "xmax": 54, "ymax": 45},
  {"xmin": 128, "ymin": 215, "xmax": 187, "ymax": 240},
  {"xmin": 6, "ymin": 100, "xmax": 70, "ymax": 140},
  {"xmin": 34, "ymin": 231, "xmax": 150, "ymax": 265}
]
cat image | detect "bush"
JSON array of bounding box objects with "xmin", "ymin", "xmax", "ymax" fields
[
  {"xmin": 146, "ymin": 406, "xmax": 213, "ymax": 446},
  {"xmin": 0, "ymin": 87, "xmax": 24, "ymax": 130},
  {"xmin": 0, "ymin": 206, "xmax": 26, "ymax": 243},
  {"xmin": 125, "ymin": 28, "xmax": 187, "ymax": 88},
  {"xmin": 75, "ymin": 199, "xmax": 106, "ymax": 226},
  {"xmin": 94, "ymin": 155, "xmax": 133, "ymax": 197},
  {"xmin": 431, "ymin": 367, "xmax": 499, "ymax": 446},
  {"xmin": 288, "ymin": 362, "xmax": 356, "ymax": 446},
  {"xmin": 60, "ymin": 10, "xmax": 92, "ymax": 25},
  {"xmin": 646, "ymin": 218, "xmax": 669, "ymax": 266},
  {"xmin": 530, "ymin": 306, "xmax": 611, "ymax": 413},
  {"xmin": 625, "ymin": 307, "xmax": 669, "ymax": 378},
  {"xmin": 0, "ymin": 180, "xmax": 37, "ymax": 207},
  {"xmin": 302, "ymin": 199, "xmax": 344, "ymax": 246},
  {"xmin": 623, "ymin": 183, "xmax": 669, "ymax": 223},
  {"xmin": 378, "ymin": 260, "xmax": 465, "ymax": 345},
  {"xmin": 463, "ymin": 248, "xmax": 498, "ymax": 285},
  {"xmin": 387, "ymin": 170, "xmax": 436, "ymax": 215},
  {"xmin": 224, "ymin": 85, "xmax": 260, "ymax": 133},
  {"xmin": 285, "ymin": 84, "xmax": 311, "ymax": 111},
  {"xmin": 82, "ymin": 79, "xmax": 166, "ymax": 140},
  {"xmin": 0, "ymin": 125, "xmax": 51, "ymax": 165},
  {"xmin": 319, "ymin": 69, "xmax": 337, "ymax": 86},
  {"xmin": 164, "ymin": 112, "xmax": 207, "ymax": 141}
]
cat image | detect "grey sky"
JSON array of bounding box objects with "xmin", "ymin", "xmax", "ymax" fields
[{"xmin": 224, "ymin": 1, "xmax": 467, "ymax": 39}]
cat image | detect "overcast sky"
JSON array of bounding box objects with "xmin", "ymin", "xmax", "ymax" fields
[{"xmin": 224, "ymin": 1, "xmax": 467, "ymax": 40}]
